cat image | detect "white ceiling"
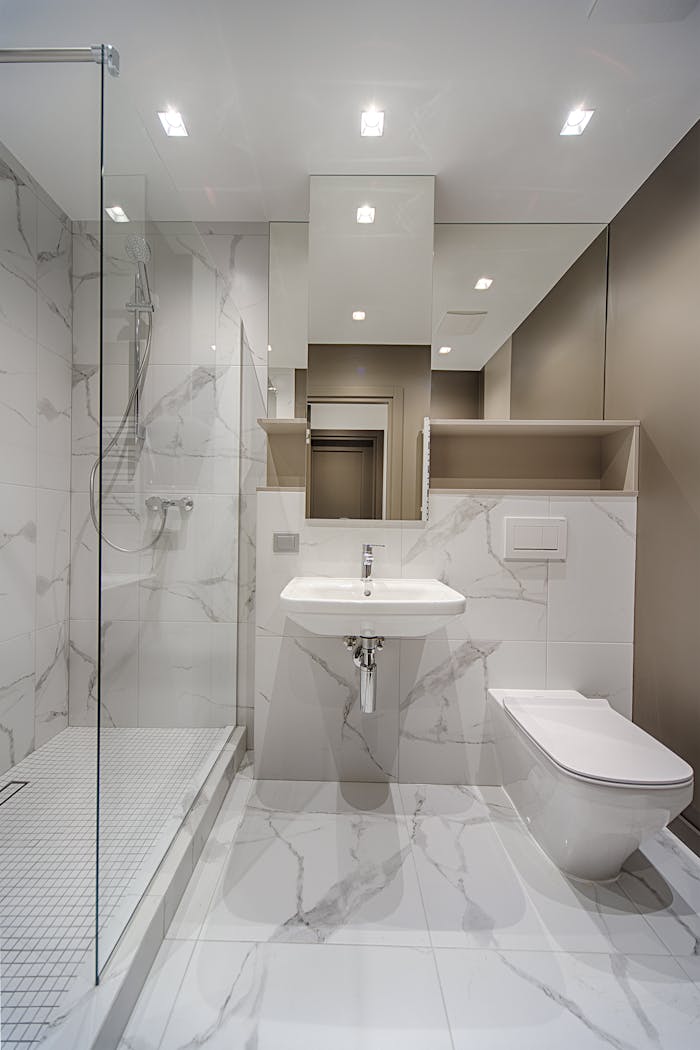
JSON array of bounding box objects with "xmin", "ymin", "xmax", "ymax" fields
[{"xmin": 0, "ymin": 0, "xmax": 699, "ymax": 223}]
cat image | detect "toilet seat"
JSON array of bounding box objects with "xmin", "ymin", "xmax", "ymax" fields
[{"xmin": 502, "ymin": 694, "xmax": 694, "ymax": 789}]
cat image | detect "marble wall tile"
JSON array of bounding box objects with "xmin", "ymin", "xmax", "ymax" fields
[
  {"xmin": 137, "ymin": 362, "xmax": 241, "ymax": 494},
  {"xmin": 138, "ymin": 621, "xmax": 236, "ymax": 728},
  {"xmin": 0, "ymin": 151, "xmax": 71, "ymax": 771},
  {"xmin": 0, "ymin": 481, "xmax": 36, "ymax": 643},
  {"xmin": 255, "ymin": 489, "xmax": 404, "ymax": 638},
  {"xmin": 0, "ymin": 329, "xmax": 36, "ymax": 487},
  {"xmin": 402, "ymin": 495, "xmax": 548, "ymax": 641},
  {"xmin": 34, "ymin": 621, "xmax": 69, "ymax": 747},
  {"xmin": 101, "ymin": 619, "xmax": 140, "ymax": 727},
  {"xmin": 150, "ymin": 231, "xmax": 218, "ymax": 367},
  {"xmin": 0, "ymin": 157, "xmax": 37, "ymax": 343},
  {"xmin": 255, "ymin": 633, "xmax": 399, "ymax": 782},
  {"xmin": 67, "ymin": 618, "xmax": 98, "ymax": 726},
  {"xmin": 254, "ymin": 491, "xmax": 637, "ymax": 783},
  {"xmin": 398, "ymin": 637, "xmax": 546, "ymax": 785},
  {"xmin": 69, "ymin": 492, "xmax": 141, "ymax": 623},
  {"xmin": 36, "ymin": 487, "xmax": 70, "ymax": 629},
  {"xmin": 237, "ymin": 619, "xmax": 256, "ymax": 717},
  {"xmin": 68, "ymin": 617, "xmax": 140, "ymax": 729},
  {"xmin": 139, "ymin": 494, "xmax": 239, "ymax": 624},
  {"xmin": 0, "ymin": 631, "xmax": 35, "ymax": 774},
  {"xmin": 239, "ymin": 358, "xmax": 267, "ymax": 496},
  {"xmin": 237, "ymin": 703, "xmax": 254, "ymax": 749},
  {"xmin": 71, "ymin": 222, "xmax": 100, "ymax": 370},
  {"xmin": 206, "ymin": 228, "xmax": 268, "ymax": 739},
  {"xmin": 37, "ymin": 345, "xmax": 72, "ymax": 491},
  {"xmin": 546, "ymin": 641, "xmax": 634, "ymax": 718},
  {"xmin": 36, "ymin": 200, "xmax": 72, "ymax": 361},
  {"xmin": 67, "ymin": 220, "xmax": 253, "ymax": 740},
  {"xmin": 547, "ymin": 496, "xmax": 637, "ymax": 643},
  {"xmin": 70, "ymin": 358, "xmax": 100, "ymax": 493},
  {"xmin": 237, "ymin": 491, "xmax": 257, "ymax": 627}
]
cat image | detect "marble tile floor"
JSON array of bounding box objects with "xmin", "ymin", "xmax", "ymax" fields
[
  {"xmin": 0, "ymin": 726, "xmax": 231, "ymax": 1050},
  {"xmin": 118, "ymin": 756, "xmax": 700, "ymax": 1050}
]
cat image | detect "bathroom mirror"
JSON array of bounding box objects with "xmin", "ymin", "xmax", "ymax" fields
[{"xmin": 266, "ymin": 186, "xmax": 608, "ymax": 520}]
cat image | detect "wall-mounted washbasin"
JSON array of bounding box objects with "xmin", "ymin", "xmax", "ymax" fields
[{"xmin": 280, "ymin": 576, "xmax": 466, "ymax": 638}]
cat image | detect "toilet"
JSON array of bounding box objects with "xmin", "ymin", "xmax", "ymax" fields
[{"xmin": 488, "ymin": 689, "xmax": 694, "ymax": 881}]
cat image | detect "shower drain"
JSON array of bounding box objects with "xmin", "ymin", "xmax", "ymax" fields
[{"xmin": 0, "ymin": 780, "xmax": 29, "ymax": 807}]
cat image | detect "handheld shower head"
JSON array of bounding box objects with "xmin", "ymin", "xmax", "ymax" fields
[
  {"xmin": 125, "ymin": 234, "xmax": 151, "ymax": 264},
  {"xmin": 125, "ymin": 235, "xmax": 153, "ymax": 308}
]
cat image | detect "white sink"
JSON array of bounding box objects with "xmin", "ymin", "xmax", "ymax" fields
[{"xmin": 280, "ymin": 577, "xmax": 466, "ymax": 638}]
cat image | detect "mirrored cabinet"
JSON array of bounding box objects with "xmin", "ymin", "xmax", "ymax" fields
[{"xmin": 261, "ymin": 175, "xmax": 637, "ymax": 521}]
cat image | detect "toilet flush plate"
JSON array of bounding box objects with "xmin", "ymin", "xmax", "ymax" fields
[{"xmin": 503, "ymin": 516, "xmax": 567, "ymax": 560}]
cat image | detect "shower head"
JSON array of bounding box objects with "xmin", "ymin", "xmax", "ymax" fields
[
  {"xmin": 125, "ymin": 235, "xmax": 151, "ymax": 264},
  {"xmin": 125, "ymin": 235, "xmax": 153, "ymax": 309}
]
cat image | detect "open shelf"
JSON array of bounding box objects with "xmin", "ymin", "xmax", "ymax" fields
[
  {"xmin": 428, "ymin": 418, "xmax": 639, "ymax": 494},
  {"xmin": 258, "ymin": 418, "xmax": 307, "ymax": 487},
  {"xmin": 257, "ymin": 417, "xmax": 307, "ymax": 435}
]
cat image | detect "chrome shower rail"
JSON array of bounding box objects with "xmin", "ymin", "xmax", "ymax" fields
[{"xmin": 0, "ymin": 45, "xmax": 119, "ymax": 76}]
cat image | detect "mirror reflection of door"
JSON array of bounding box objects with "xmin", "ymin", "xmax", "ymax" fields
[{"xmin": 308, "ymin": 431, "xmax": 384, "ymax": 519}]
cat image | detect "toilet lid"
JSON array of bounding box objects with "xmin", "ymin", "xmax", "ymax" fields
[{"xmin": 503, "ymin": 696, "xmax": 694, "ymax": 787}]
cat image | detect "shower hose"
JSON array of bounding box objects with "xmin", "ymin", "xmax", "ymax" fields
[{"xmin": 88, "ymin": 312, "xmax": 169, "ymax": 554}]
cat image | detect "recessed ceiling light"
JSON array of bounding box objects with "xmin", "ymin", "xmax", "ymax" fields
[
  {"xmin": 158, "ymin": 108, "xmax": 188, "ymax": 137},
  {"xmin": 352, "ymin": 310, "xmax": 366, "ymax": 321},
  {"xmin": 360, "ymin": 108, "xmax": 384, "ymax": 137},
  {"xmin": 105, "ymin": 205, "xmax": 129, "ymax": 223},
  {"xmin": 560, "ymin": 108, "xmax": 594, "ymax": 136},
  {"xmin": 474, "ymin": 277, "xmax": 493, "ymax": 290},
  {"xmin": 356, "ymin": 205, "xmax": 375, "ymax": 224},
  {"xmin": 438, "ymin": 346, "xmax": 452, "ymax": 355}
]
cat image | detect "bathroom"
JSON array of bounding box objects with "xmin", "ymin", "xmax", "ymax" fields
[{"xmin": 0, "ymin": 2, "xmax": 699, "ymax": 1047}]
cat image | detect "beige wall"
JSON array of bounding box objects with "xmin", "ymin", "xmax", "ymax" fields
[
  {"xmin": 307, "ymin": 345, "xmax": 431, "ymax": 519},
  {"xmin": 509, "ymin": 232, "xmax": 608, "ymax": 420},
  {"xmin": 604, "ymin": 120, "xmax": 700, "ymax": 830},
  {"xmin": 482, "ymin": 339, "xmax": 512, "ymax": 419},
  {"xmin": 430, "ymin": 370, "xmax": 481, "ymax": 419}
]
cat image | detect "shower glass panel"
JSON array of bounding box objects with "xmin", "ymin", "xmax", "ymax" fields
[
  {"xmin": 0, "ymin": 48, "xmax": 103, "ymax": 1047},
  {"xmin": 96, "ymin": 68, "xmax": 240, "ymax": 974}
]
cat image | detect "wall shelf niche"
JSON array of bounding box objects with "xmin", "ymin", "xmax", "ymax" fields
[
  {"xmin": 428, "ymin": 418, "xmax": 639, "ymax": 494},
  {"xmin": 257, "ymin": 417, "xmax": 307, "ymax": 487}
]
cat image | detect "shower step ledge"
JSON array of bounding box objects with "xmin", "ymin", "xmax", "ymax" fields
[{"xmin": 39, "ymin": 724, "xmax": 248, "ymax": 1050}]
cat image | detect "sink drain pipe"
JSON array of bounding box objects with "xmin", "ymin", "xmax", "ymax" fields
[{"xmin": 344, "ymin": 636, "xmax": 384, "ymax": 714}]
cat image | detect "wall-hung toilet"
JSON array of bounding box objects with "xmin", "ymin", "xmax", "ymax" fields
[{"xmin": 488, "ymin": 689, "xmax": 694, "ymax": 881}]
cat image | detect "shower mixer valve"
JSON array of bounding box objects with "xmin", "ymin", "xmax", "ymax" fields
[{"xmin": 145, "ymin": 495, "xmax": 194, "ymax": 514}]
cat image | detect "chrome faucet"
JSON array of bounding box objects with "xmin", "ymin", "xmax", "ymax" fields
[{"xmin": 361, "ymin": 542, "xmax": 384, "ymax": 596}]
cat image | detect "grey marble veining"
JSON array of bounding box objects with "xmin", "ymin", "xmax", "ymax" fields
[
  {"xmin": 255, "ymin": 633, "xmax": 399, "ymax": 783},
  {"xmin": 255, "ymin": 490, "xmax": 635, "ymax": 784},
  {"xmin": 0, "ymin": 146, "xmax": 72, "ymax": 779},
  {"xmin": 0, "ymin": 633, "xmax": 35, "ymax": 774},
  {"xmin": 120, "ymin": 776, "xmax": 700, "ymax": 1050}
]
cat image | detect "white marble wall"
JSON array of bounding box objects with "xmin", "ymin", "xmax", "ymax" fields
[
  {"xmin": 200, "ymin": 225, "xmax": 269, "ymax": 748},
  {"xmin": 0, "ymin": 144, "xmax": 72, "ymax": 775},
  {"xmin": 254, "ymin": 490, "xmax": 636, "ymax": 783},
  {"xmin": 68, "ymin": 222, "xmax": 254, "ymax": 732}
]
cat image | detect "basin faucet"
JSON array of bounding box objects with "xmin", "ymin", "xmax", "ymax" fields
[{"xmin": 361, "ymin": 543, "xmax": 385, "ymax": 595}]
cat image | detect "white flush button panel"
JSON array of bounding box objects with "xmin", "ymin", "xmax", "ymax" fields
[{"xmin": 504, "ymin": 517, "xmax": 567, "ymax": 561}]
